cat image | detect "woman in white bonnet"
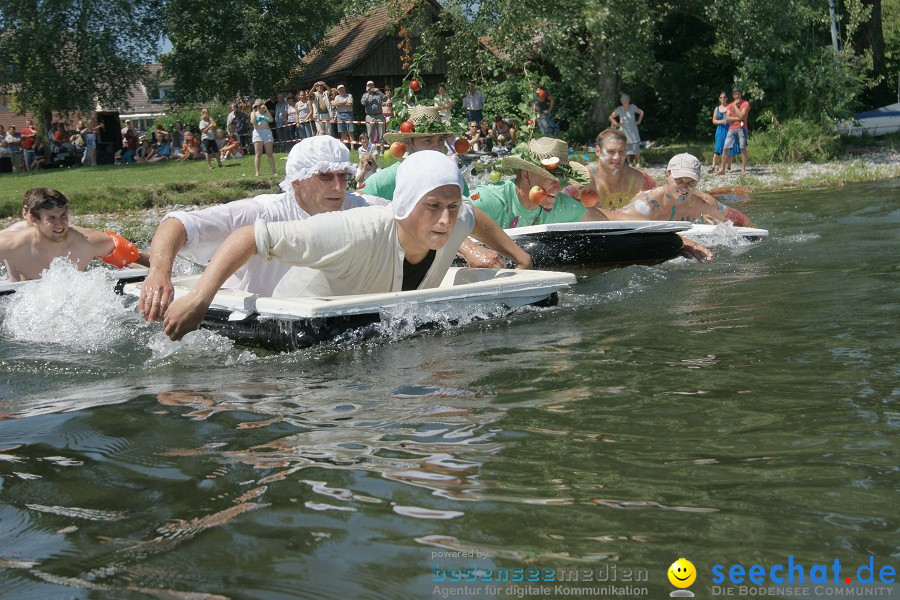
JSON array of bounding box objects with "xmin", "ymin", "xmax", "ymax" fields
[{"xmin": 163, "ymin": 151, "xmax": 530, "ymax": 340}]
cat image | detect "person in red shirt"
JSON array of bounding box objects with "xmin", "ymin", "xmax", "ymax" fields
[
  {"xmin": 718, "ymin": 88, "xmax": 750, "ymax": 175},
  {"xmin": 20, "ymin": 119, "xmax": 39, "ymax": 171}
]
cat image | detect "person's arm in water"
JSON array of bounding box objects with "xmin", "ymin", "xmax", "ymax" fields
[
  {"xmin": 140, "ymin": 218, "xmax": 187, "ymax": 322},
  {"xmin": 163, "ymin": 225, "xmax": 258, "ymax": 341}
]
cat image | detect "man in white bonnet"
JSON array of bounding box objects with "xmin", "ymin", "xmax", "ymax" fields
[
  {"xmin": 140, "ymin": 136, "xmax": 381, "ymax": 321},
  {"xmin": 163, "ymin": 151, "xmax": 531, "ymax": 341}
]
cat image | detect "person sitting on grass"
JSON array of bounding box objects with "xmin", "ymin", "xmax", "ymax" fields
[
  {"xmin": 161, "ymin": 151, "xmax": 532, "ymax": 341},
  {"xmin": 220, "ymin": 133, "xmax": 243, "ymax": 159},
  {"xmin": 134, "ymin": 136, "xmax": 157, "ymax": 163},
  {"xmin": 0, "ymin": 188, "xmax": 149, "ymax": 282},
  {"xmin": 149, "ymin": 131, "xmax": 171, "ymax": 163},
  {"xmin": 179, "ymin": 132, "xmax": 203, "ymax": 161},
  {"xmin": 608, "ymin": 153, "xmax": 755, "ymax": 227}
]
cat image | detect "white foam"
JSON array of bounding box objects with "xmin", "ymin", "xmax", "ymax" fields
[{"xmin": 1, "ymin": 259, "xmax": 133, "ymax": 350}]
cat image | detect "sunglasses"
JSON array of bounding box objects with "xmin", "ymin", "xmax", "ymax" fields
[{"xmin": 38, "ymin": 198, "xmax": 68, "ymax": 211}]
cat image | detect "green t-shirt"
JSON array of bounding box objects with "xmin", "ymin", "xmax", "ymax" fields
[
  {"xmin": 470, "ymin": 179, "xmax": 586, "ymax": 229},
  {"xmin": 360, "ymin": 159, "xmax": 470, "ymax": 201}
]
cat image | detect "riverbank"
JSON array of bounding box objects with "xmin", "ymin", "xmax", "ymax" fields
[{"xmin": 1, "ymin": 146, "xmax": 897, "ymax": 241}]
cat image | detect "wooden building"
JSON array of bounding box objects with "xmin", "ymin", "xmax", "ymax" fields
[{"xmin": 281, "ymin": 0, "xmax": 450, "ymax": 115}]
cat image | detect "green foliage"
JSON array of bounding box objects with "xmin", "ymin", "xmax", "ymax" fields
[
  {"xmin": 162, "ymin": 0, "xmax": 347, "ymax": 102},
  {"xmin": 749, "ymin": 119, "xmax": 841, "ymax": 163},
  {"xmin": 0, "ymin": 0, "xmax": 166, "ymax": 128},
  {"xmin": 160, "ymin": 105, "xmax": 231, "ymax": 134}
]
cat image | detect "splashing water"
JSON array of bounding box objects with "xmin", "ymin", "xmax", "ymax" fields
[{"xmin": 1, "ymin": 259, "xmax": 134, "ymax": 350}]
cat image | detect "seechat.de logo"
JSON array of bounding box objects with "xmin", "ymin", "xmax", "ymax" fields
[{"xmin": 668, "ymin": 558, "xmax": 697, "ymax": 597}]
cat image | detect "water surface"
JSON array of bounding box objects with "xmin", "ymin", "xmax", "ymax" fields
[{"xmin": 1, "ymin": 180, "xmax": 897, "ymax": 599}]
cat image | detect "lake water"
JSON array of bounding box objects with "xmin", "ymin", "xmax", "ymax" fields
[{"xmin": 1, "ymin": 180, "xmax": 897, "ymax": 599}]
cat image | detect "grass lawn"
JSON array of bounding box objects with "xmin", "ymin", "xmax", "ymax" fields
[{"xmin": 0, "ymin": 153, "xmax": 296, "ymax": 219}]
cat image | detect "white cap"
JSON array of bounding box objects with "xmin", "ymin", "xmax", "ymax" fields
[
  {"xmin": 393, "ymin": 151, "xmax": 464, "ymax": 220},
  {"xmin": 280, "ymin": 137, "xmax": 354, "ymax": 192},
  {"xmin": 366, "ymin": 80, "xmax": 374, "ymax": 86},
  {"xmin": 667, "ymin": 153, "xmax": 701, "ymax": 181}
]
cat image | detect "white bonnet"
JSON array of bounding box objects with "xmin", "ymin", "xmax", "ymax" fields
[
  {"xmin": 393, "ymin": 151, "xmax": 464, "ymax": 220},
  {"xmin": 279, "ymin": 137, "xmax": 355, "ymax": 192}
]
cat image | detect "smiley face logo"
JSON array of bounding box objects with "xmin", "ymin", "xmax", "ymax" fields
[{"xmin": 668, "ymin": 558, "xmax": 696, "ymax": 588}]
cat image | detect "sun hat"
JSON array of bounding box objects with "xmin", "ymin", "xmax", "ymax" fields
[
  {"xmin": 383, "ymin": 106, "xmax": 462, "ymax": 143},
  {"xmin": 393, "ymin": 150, "xmax": 464, "ymax": 220},
  {"xmin": 366, "ymin": 80, "xmax": 375, "ymax": 86},
  {"xmin": 666, "ymin": 153, "xmax": 701, "ymax": 181},
  {"xmin": 499, "ymin": 137, "xmax": 591, "ymax": 185}
]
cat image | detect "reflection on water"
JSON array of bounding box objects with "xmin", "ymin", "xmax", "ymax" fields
[{"xmin": 1, "ymin": 180, "xmax": 897, "ymax": 598}]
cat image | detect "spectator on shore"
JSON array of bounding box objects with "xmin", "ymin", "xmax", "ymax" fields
[
  {"xmin": 5, "ymin": 125, "xmax": 24, "ymax": 172},
  {"xmin": 227, "ymin": 103, "xmax": 250, "ymax": 150},
  {"xmin": 121, "ymin": 119, "xmax": 136, "ymax": 140},
  {"xmin": 0, "ymin": 127, "xmax": 12, "ymax": 168},
  {"xmin": 465, "ymin": 121, "xmax": 485, "ymax": 152},
  {"xmin": 214, "ymin": 129, "xmax": 227, "ymax": 152},
  {"xmin": 357, "ymin": 132, "xmax": 376, "ymax": 157},
  {"xmin": 84, "ymin": 112, "xmax": 104, "ymax": 167},
  {"xmin": 478, "ymin": 120, "xmax": 493, "ymax": 152},
  {"xmin": 609, "ymin": 94, "xmax": 643, "ymax": 166},
  {"xmin": 275, "ymin": 93, "xmax": 290, "ymax": 144},
  {"xmin": 434, "ymin": 84, "xmax": 452, "ymax": 124},
  {"xmin": 122, "ymin": 129, "xmax": 139, "ymax": 164},
  {"xmin": 719, "ymin": 87, "xmax": 750, "ymax": 175},
  {"xmin": 171, "ymin": 122, "xmax": 185, "ymax": 154},
  {"xmin": 492, "ymin": 116, "xmax": 516, "ymax": 148},
  {"xmin": 285, "ymin": 94, "xmax": 299, "ymax": 141},
  {"xmin": 311, "ymin": 81, "xmax": 332, "ymax": 136},
  {"xmin": 333, "ymin": 84, "xmax": 355, "ymax": 146},
  {"xmin": 134, "ymin": 136, "xmax": 157, "ymax": 163},
  {"xmin": 382, "ymin": 86, "xmax": 394, "ymax": 125},
  {"xmin": 463, "ymin": 83, "xmax": 484, "ymax": 124},
  {"xmin": 179, "ymin": 132, "xmax": 202, "ymax": 161},
  {"xmin": 251, "ymin": 98, "xmax": 277, "ymax": 176},
  {"xmin": 534, "ymin": 87, "xmax": 558, "ymax": 136},
  {"xmin": 328, "ymin": 89, "xmax": 339, "ymax": 138},
  {"xmin": 710, "ymin": 91, "xmax": 740, "ymax": 173},
  {"xmin": 296, "ymin": 90, "xmax": 314, "ymax": 140},
  {"xmin": 199, "ymin": 108, "xmax": 222, "ymax": 170},
  {"xmin": 221, "ymin": 133, "xmax": 243, "ymax": 159},
  {"xmin": 361, "ymin": 81, "xmax": 386, "ymax": 145},
  {"xmin": 150, "ymin": 131, "xmax": 172, "ymax": 163},
  {"xmin": 356, "ymin": 151, "xmax": 379, "ymax": 185},
  {"xmin": 29, "ymin": 136, "xmax": 47, "ymax": 171},
  {"xmin": 21, "ymin": 120, "xmax": 38, "ymax": 171}
]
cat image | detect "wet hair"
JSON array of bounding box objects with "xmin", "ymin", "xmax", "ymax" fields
[
  {"xmin": 23, "ymin": 188, "xmax": 68, "ymax": 217},
  {"xmin": 596, "ymin": 128, "xmax": 627, "ymax": 148}
]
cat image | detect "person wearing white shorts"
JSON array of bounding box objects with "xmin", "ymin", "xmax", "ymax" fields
[{"xmin": 250, "ymin": 99, "xmax": 277, "ymax": 176}]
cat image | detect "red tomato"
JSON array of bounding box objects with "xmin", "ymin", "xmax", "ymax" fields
[
  {"xmin": 399, "ymin": 121, "xmax": 415, "ymax": 133},
  {"xmin": 410, "ymin": 79, "xmax": 421, "ymax": 92},
  {"xmin": 454, "ymin": 138, "xmax": 470, "ymax": 154},
  {"xmin": 389, "ymin": 142, "xmax": 406, "ymax": 158}
]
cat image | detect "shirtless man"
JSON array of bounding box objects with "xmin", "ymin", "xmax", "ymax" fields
[
  {"xmin": 0, "ymin": 188, "xmax": 149, "ymax": 282},
  {"xmin": 611, "ymin": 153, "xmax": 755, "ymax": 227},
  {"xmin": 565, "ymin": 129, "xmax": 657, "ymax": 211}
]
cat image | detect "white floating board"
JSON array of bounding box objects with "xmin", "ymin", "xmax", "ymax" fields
[
  {"xmin": 123, "ymin": 267, "xmax": 577, "ymax": 320},
  {"xmin": 681, "ymin": 224, "xmax": 769, "ymax": 238}
]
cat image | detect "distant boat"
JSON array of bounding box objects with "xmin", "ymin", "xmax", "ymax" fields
[{"xmin": 836, "ymin": 102, "xmax": 900, "ymax": 137}]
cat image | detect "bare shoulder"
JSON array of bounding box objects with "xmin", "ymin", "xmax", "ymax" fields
[
  {"xmin": 0, "ymin": 225, "xmax": 30, "ymax": 250},
  {"xmin": 69, "ymin": 226, "xmax": 115, "ymax": 255}
]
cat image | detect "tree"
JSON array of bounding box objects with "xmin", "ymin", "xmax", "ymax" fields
[
  {"xmin": 0, "ymin": 0, "xmax": 166, "ymax": 130},
  {"xmin": 162, "ymin": 0, "xmax": 347, "ymax": 103}
]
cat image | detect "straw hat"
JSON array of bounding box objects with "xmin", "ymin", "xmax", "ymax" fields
[
  {"xmin": 500, "ymin": 137, "xmax": 591, "ymax": 185},
  {"xmin": 383, "ymin": 106, "xmax": 461, "ymax": 143}
]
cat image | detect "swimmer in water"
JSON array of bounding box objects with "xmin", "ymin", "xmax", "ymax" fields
[
  {"xmin": 609, "ymin": 153, "xmax": 755, "ymax": 229},
  {"xmin": 0, "ymin": 188, "xmax": 149, "ymax": 282},
  {"xmin": 564, "ymin": 129, "xmax": 658, "ymax": 210}
]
